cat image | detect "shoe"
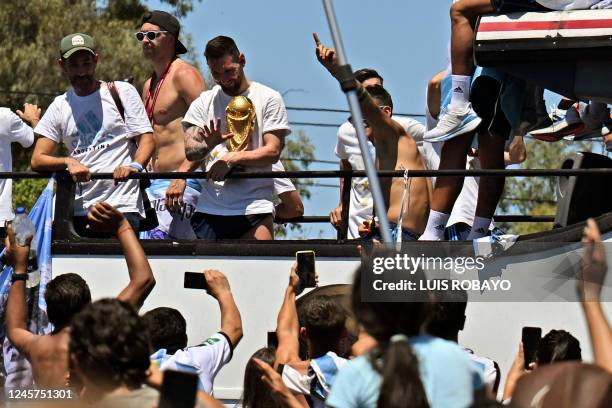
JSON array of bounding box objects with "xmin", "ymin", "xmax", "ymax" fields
[
  {"xmin": 579, "ymin": 102, "xmax": 610, "ymax": 131},
  {"xmin": 529, "ymin": 106, "xmax": 584, "ymax": 142},
  {"xmin": 423, "ymin": 103, "xmax": 482, "ymax": 142},
  {"xmin": 566, "ymin": 119, "xmax": 612, "ymax": 141}
]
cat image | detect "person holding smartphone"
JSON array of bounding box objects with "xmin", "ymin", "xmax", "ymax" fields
[{"xmin": 144, "ymin": 269, "xmax": 243, "ymax": 394}]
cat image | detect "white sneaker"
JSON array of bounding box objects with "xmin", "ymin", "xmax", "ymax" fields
[{"xmin": 423, "ymin": 103, "xmax": 482, "ymax": 142}]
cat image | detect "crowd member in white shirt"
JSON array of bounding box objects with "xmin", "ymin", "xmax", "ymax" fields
[
  {"xmin": 182, "ymin": 36, "xmax": 291, "ymax": 240},
  {"xmin": 145, "ymin": 269, "xmax": 242, "ymax": 394},
  {"xmin": 31, "ymin": 33, "xmax": 155, "ymax": 237},
  {"xmin": 331, "ymin": 68, "xmax": 426, "ymax": 239},
  {"xmin": 0, "ymin": 104, "xmax": 40, "ymax": 238}
]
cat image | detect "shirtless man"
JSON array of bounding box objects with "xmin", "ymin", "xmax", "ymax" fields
[
  {"xmin": 5, "ymin": 203, "xmax": 155, "ymax": 387},
  {"xmin": 138, "ymin": 10, "xmax": 206, "ymax": 239},
  {"xmin": 314, "ymin": 34, "xmax": 431, "ymax": 240}
]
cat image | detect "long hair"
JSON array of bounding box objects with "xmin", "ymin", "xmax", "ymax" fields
[
  {"xmin": 241, "ymin": 347, "xmax": 282, "ymax": 408},
  {"xmin": 353, "ymin": 255, "xmax": 431, "ymax": 408}
]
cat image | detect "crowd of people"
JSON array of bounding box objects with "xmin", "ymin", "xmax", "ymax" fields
[
  {"xmin": 1, "ymin": 1, "xmax": 612, "ymax": 407},
  {"xmin": 2, "ymin": 207, "xmax": 610, "ymax": 407}
]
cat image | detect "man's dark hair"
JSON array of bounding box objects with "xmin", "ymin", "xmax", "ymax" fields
[
  {"xmin": 45, "ymin": 273, "xmax": 91, "ymax": 331},
  {"xmin": 300, "ymin": 295, "xmax": 346, "ymax": 354},
  {"xmin": 205, "ymin": 35, "xmax": 240, "ymax": 61},
  {"xmin": 537, "ymin": 329, "xmax": 582, "ymax": 365},
  {"xmin": 354, "ymin": 68, "xmax": 383, "ymax": 85},
  {"xmin": 426, "ymin": 282, "xmax": 468, "ymax": 340},
  {"xmin": 142, "ymin": 307, "xmax": 188, "ymax": 354},
  {"xmin": 366, "ymin": 86, "xmax": 394, "ymax": 111},
  {"xmin": 70, "ymin": 299, "xmax": 150, "ymax": 391}
]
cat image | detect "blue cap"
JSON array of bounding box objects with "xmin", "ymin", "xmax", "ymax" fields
[{"xmin": 16, "ymin": 207, "xmax": 25, "ymax": 214}]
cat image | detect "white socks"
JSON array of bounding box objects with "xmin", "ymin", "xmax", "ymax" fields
[
  {"xmin": 419, "ymin": 210, "xmax": 450, "ymax": 241},
  {"xmin": 467, "ymin": 216, "xmax": 491, "ymax": 240},
  {"xmin": 449, "ymin": 75, "xmax": 471, "ymax": 110}
]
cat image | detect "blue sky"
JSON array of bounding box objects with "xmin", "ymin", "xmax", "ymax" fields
[{"xmin": 147, "ymin": 0, "xmax": 453, "ymax": 238}]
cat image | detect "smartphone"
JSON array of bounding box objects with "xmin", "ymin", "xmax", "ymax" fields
[
  {"xmin": 522, "ymin": 326, "xmax": 542, "ymax": 369},
  {"xmin": 296, "ymin": 250, "xmax": 317, "ymax": 289},
  {"xmin": 267, "ymin": 331, "xmax": 279, "ymax": 349},
  {"xmin": 158, "ymin": 369, "xmax": 198, "ymax": 408},
  {"xmin": 184, "ymin": 271, "xmax": 207, "ymax": 290}
]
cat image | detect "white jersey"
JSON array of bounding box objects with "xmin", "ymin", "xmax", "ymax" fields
[
  {"xmin": 464, "ymin": 348, "xmax": 501, "ymax": 393},
  {"xmin": 0, "ymin": 108, "xmax": 34, "ymax": 223},
  {"xmin": 273, "ymin": 161, "xmax": 296, "ymax": 195},
  {"xmin": 34, "ymin": 82, "xmax": 152, "ymax": 216},
  {"xmin": 335, "ymin": 117, "xmax": 426, "ymax": 239},
  {"xmin": 150, "ymin": 332, "xmax": 233, "ymax": 394},
  {"xmin": 183, "ymin": 82, "xmax": 291, "ymax": 216}
]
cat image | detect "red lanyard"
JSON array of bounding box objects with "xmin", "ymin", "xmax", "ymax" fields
[{"xmin": 144, "ymin": 60, "xmax": 173, "ymax": 125}]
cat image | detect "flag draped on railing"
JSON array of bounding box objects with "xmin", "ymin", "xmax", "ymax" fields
[{"xmin": 0, "ymin": 178, "xmax": 55, "ymax": 387}]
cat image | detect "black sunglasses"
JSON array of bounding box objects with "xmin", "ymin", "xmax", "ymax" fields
[{"xmin": 135, "ymin": 31, "xmax": 168, "ymax": 42}]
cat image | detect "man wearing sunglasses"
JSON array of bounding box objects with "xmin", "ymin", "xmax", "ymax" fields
[
  {"xmin": 31, "ymin": 33, "xmax": 155, "ymax": 237},
  {"xmin": 136, "ymin": 10, "xmax": 206, "ymax": 239}
]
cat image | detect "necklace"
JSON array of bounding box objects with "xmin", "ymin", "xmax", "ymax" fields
[{"xmin": 144, "ymin": 59, "xmax": 174, "ymax": 125}]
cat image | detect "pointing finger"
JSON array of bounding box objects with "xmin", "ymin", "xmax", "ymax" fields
[{"xmin": 313, "ymin": 32, "xmax": 321, "ymax": 46}]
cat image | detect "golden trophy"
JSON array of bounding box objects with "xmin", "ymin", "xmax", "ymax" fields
[{"xmin": 225, "ymin": 96, "xmax": 256, "ymax": 152}]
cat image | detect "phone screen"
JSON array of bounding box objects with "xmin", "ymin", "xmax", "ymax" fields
[
  {"xmin": 158, "ymin": 370, "xmax": 198, "ymax": 408},
  {"xmin": 184, "ymin": 272, "xmax": 207, "ymax": 290},
  {"xmin": 522, "ymin": 326, "xmax": 542, "ymax": 369},
  {"xmin": 296, "ymin": 251, "xmax": 317, "ymax": 288}
]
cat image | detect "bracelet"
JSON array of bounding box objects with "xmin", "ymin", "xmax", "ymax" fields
[
  {"xmin": 11, "ymin": 273, "xmax": 28, "ymax": 283},
  {"xmin": 129, "ymin": 162, "xmax": 144, "ymax": 172}
]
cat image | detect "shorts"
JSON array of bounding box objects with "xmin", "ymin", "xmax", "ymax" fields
[
  {"xmin": 471, "ymin": 69, "xmax": 526, "ymax": 139},
  {"xmin": 371, "ymin": 223, "xmax": 421, "ymax": 242},
  {"xmin": 491, "ymin": 0, "xmax": 551, "ymax": 13},
  {"xmin": 191, "ymin": 212, "xmax": 272, "ymax": 239}
]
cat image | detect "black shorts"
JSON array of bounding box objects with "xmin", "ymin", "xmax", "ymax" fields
[
  {"xmin": 491, "ymin": 0, "xmax": 551, "ymax": 13},
  {"xmin": 191, "ymin": 212, "xmax": 272, "ymax": 239},
  {"xmin": 471, "ymin": 75, "xmax": 512, "ymax": 139}
]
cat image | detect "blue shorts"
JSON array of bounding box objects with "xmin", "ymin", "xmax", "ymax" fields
[{"xmin": 371, "ymin": 223, "xmax": 421, "ymax": 242}]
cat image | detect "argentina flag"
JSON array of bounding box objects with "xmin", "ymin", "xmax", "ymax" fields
[{"xmin": 0, "ymin": 178, "xmax": 54, "ymax": 387}]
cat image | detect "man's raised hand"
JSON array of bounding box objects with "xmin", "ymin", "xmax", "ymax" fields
[
  {"xmin": 579, "ymin": 218, "xmax": 608, "ymax": 302},
  {"xmin": 86, "ymin": 202, "xmax": 128, "ymax": 234},
  {"xmin": 313, "ymin": 32, "xmax": 339, "ymax": 76},
  {"xmin": 204, "ymin": 118, "xmax": 234, "ymax": 148}
]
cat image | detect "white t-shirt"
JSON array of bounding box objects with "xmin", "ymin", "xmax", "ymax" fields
[
  {"xmin": 150, "ymin": 332, "xmax": 233, "ymax": 394},
  {"xmin": 34, "ymin": 82, "xmax": 153, "ymax": 216},
  {"xmin": 273, "ymin": 161, "xmax": 296, "ymax": 195},
  {"xmin": 464, "ymin": 348, "xmax": 500, "ymax": 393},
  {"xmin": 0, "ymin": 108, "xmax": 34, "ymax": 223},
  {"xmin": 183, "ymin": 82, "xmax": 291, "ymax": 216},
  {"xmin": 334, "ymin": 117, "xmax": 425, "ymax": 239}
]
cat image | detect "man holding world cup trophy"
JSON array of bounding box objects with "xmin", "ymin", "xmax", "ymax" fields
[{"xmin": 182, "ymin": 35, "xmax": 291, "ymax": 240}]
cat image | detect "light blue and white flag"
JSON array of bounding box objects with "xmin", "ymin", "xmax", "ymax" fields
[{"xmin": 0, "ymin": 178, "xmax": 55, "ymax": 387}]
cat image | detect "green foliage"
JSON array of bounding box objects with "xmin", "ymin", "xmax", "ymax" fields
[
  {"xmin": 275, "ymin": 130, "xmax": 316, "ymax": 238},
  {"xmin": 0, "ymin": 0, "xmax": 199, "ymax": 210}
]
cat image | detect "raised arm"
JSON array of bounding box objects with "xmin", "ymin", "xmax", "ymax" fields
[
  {"xmin": 579, "ymin": 218, "xmax": 612, "ymax": 373},
  {"xmin": 313, "ymin": 32, "xmax": 400, "ymax": 141},
  {"xmin": 204, "ymin": 270, "xmax": 243, "ymax": 348},
  {"xmin": 86, "ymin": 203, "xmax": 156, "ymax": 310},
  {"xmin": 274, "ymin": 263, "xmax": 302, "ymax": 366},
  {"xmin": 5, "ymin": 226, "xmax": 37, "ymax": 357}
]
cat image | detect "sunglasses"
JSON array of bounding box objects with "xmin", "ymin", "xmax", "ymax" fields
[{"xmin": 135, "ymin": 31, "xmax": 168, "ymax": 42}]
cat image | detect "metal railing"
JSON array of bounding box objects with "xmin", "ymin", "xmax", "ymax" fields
[{"xmin": 2, "ymin": 167, "xmax": 608, "ymax": 241}]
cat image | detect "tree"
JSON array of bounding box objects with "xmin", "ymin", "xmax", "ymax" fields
[
  {"xmin": 498, "ymin": 138, "xmax": 593, "ymax": 234},
  {"xmin": 1, "ymin": 0, "xmax": 200, "ymax": 209}
]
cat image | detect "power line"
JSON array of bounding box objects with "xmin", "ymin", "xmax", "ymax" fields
[{"xmin": 286, "ymin": 106, "xmax": 425, "ymax": 117}]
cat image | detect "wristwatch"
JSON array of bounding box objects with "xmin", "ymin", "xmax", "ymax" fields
[{"xmin": 11, "ymin": 273, "xmax": 28, "ymax": 283}]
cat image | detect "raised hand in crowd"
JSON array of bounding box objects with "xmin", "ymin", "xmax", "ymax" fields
[
  {"xmin": 204, "ymin": 269, "xmax": 243, "ymax": 348},
  {"xmin": 87, "ymin": 202, "xmax": 156, "ymax": 310},
  {"xmin": 253, "ymin": 358, "xmax": 306, "ymax": 408},
  {"xmin": 16, "ymin": 103, "xmax": 41, "ymax": 128},
  {"xmin": 579, "ymin": 218, "xmax": 612, "ymax": 373},
  {"xmin": 502, "ymin": 342, "xmax": 533, "ymax": 401}
]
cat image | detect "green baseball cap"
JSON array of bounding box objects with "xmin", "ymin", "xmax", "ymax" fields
[{"xmin": 60, "ymin": 33, "xmax": 96, "ymax": 59}]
